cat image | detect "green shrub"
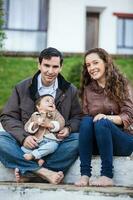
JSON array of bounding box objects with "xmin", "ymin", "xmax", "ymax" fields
[
  {"xmin": 62, "ymin": 55, "xmax": 83, "ymax": 88},
  {"xmin": 0, "ymin": 56, "xmax": 132, "ymax": 111}
]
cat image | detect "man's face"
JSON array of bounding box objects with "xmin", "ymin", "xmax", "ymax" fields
[{"xmin": 38, "ymin": 56, "xmax": 62, "ymax": 86}]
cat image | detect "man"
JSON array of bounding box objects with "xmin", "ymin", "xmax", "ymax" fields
[{"xmin": 0, "ymin": 47, "xmax": 81, "ymax": 184}]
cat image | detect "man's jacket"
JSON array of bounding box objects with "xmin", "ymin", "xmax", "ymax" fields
[{"xmin": 0, "ymin": 71, "xmax": 81, "ymax": 144}]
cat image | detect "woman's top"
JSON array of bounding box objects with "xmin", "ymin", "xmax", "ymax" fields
[{"xmin": 82, "ymin": 81, "xmax": 133, "ymax": 134}]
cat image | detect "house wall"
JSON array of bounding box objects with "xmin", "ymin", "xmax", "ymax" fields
[{"xmin": 47, "ymin": 0, "xmax": 133, "ymax": 54}]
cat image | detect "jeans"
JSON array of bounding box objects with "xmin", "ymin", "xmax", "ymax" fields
[
  {"xmin": 21, "ymin": 138, "xmax": 59, "ymax": 159},
  {"xmin": 79, "ymin": 116, "xmax": 133, "ymax": 178},
  {"xmin": 0, "ymin": 131, "xmax": 79, "ymax": 175}
]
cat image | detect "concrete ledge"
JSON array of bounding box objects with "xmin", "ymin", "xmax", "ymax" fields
[
  {"xmin": 0, "ymin": 156, "xmax": 133, "ymax": 187},
  {"xmin": 0, "ymin": 182, "xmax": 133, "ymax": 197},
  {"xmin": 64, "ymin": 156, "xmax": 133, "ymax": 187},
  {"xmin": 0, "ymin": 125, "xmax": 133, "ymax": 187}
]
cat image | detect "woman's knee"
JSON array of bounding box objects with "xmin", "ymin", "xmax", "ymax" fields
[
  {"xmin": 94, "ymin": 119, "xmax": 111, "ymax": 130},
  {"xmin": 79, "ymin": 117, "xmax": 94, "ymax": 141},
  {"xmin": 94, "ymin": 119, "xmax": 112, "ymax": 138},
  {"xmin": 80, "ymin": 116, "xmax": 93, "ymax": 130}
]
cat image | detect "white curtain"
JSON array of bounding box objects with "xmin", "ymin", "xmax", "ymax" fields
[
  {"xmin": 117, "ymin": 18, "xmax": 133, "ymax": 48},
  {"xmin": 125, "ymin": 19, "xmax": 133, "ymax": 47},
  {"xmin": 8, "ymin": 0, "xmax": 39, "ymax": 30}
]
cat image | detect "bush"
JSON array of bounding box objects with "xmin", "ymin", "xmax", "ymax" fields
[
  {"xmin": 62, "ymin": 55, "xmax": 83, "ymax": 88},
  {"xmin": 0, "ymin": 56, "xmax": 133, "ymax": 111}
]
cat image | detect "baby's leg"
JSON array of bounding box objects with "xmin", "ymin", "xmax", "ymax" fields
[
  {"xmin": 24, "ymin": 153, "xmax": 34, "ymax": 161},
  {"xmin": 24, "ymin": 153, "xmax": 44, "ymax": 166},
  {"xmin": 22, "ymin": 145, "xmax": 44, "ymax": 166},
  {"xmin": 32, "ymin": 139, "xmax": 59, "ymax": 159}
]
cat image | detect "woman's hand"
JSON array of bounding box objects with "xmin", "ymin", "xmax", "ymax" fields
[
  {"xmin": 93, "ymin": 113, "xmax": 106, "ymax": 122},
  {"xmin": 93, "ymin": 113, "xmax": 122, "ymax": 125}
]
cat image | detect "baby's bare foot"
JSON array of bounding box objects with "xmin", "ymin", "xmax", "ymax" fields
[
  {"xmin": 36, "ymin": 168, "xmax": 64, "ymax": 184},
  {"xmin": 38, "ymin": 159, "xmax": 45, "ymax": 166},
  {"xmin": 24, "ymin": 153, "xmax": 34, "ymax": 161},
  {"xmin": 90, "ymin": 176, "xmax": 113, "ymax": 186},
  {"xmin": 75, "ymin": 175, "xmax": 89, "ymax": 187}
]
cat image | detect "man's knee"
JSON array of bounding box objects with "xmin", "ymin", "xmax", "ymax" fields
[
  {"xmin": 61, "ymin": 132, "xmax": 79, "ymax": 152},
  {"xmin": 0, "ymin": 131, "xmax": 18, "ymax": 151},
  {"xmin": 69, "ymin": 132, "xmax": 79, "ymax": 148},
  {"xmin": 0, "ymin": 131, "xmax": 14, "ymax": 139}
]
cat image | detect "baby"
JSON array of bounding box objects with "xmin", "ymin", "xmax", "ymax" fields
[{"xmin": 21, "ymin": 94, "xmax": 65, "ymax": 166}]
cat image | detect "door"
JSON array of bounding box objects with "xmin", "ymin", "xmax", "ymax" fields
[{"xmin": 86, "ymin": 12, "xmax": 99, "ymax": 50}]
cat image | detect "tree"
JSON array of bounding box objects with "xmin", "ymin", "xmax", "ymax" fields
[{"xmin": 0, "ymin": 0, "xmax": 5, "ymax": 50}]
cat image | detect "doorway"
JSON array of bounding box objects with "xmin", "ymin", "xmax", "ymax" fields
[{"xmin": 86, "ymin": 12, "xmax": 99, "ymax": 50}]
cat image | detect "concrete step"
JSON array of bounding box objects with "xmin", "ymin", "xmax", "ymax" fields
[
  {"xmin": 0, "ymin": 182, "xmax": 133, "ymax": 200},
  {"xmin": 64, "ymin": 156, "xmax": 133, "ymax": 187},
  {"xmin": 0, "ymin": 156, "xmax": 133, "ymax": 187},
  {"xmin": 0, "ymin": 124, "xmax": 133, "ymax": 187}
]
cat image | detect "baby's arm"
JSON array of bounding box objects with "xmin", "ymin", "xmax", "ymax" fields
[
  {"xmin": 24, "ymin": 112, "xmax": 40, "ymax": 134},
  {"xmin": 49, "ymin": 121, "xmax": 60, "ymax": 132},
  {"xmin": 50, "ymin": 110, "xmax": 65, "ymax": 132}
]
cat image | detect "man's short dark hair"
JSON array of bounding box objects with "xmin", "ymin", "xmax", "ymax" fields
[{"xmin": 39, "ymin": 47, "xmax": 63, "ymax": 66}]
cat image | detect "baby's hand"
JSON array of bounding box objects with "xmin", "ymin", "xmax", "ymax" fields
[
  {"xmin": 38, "ymin": 120, "xmax": 54, "ymax": 129},
  {"xmin": 37, "ymin": 117, "xmax": 44, "ymax": 125},
  {"xmin": 45, "ymin": 122, "xmax": 54, "ymax": 129}
]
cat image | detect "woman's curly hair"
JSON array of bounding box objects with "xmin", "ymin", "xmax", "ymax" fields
[{"xmin": 80, "ymin": 48, "xmax": 129, "ymax": 102}]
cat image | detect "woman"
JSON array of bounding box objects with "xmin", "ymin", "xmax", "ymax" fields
[{"xmin": 75, "ymin": 48, "xmax": 133, "ymax": 187}]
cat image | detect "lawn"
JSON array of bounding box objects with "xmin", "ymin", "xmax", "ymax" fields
[{"xmin": 0, "ymin": 55, "xmax": 133, "ymax": 111}]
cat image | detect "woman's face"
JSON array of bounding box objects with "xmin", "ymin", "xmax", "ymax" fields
[{"xmin": 85, "ymin": 53, "xmax": 106, "ymax": 85}]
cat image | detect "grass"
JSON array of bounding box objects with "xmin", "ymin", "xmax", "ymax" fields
[
  {"xmin": 115, "ymin": 58, "xmax": 133, "ymax": 82},
  {"xmin": 0, "ymin": 57, "xmax": 37, "ymax": 111},
  {"xmin": 0, "ymin": 55, "xmax": 133, "ymax": 111}
]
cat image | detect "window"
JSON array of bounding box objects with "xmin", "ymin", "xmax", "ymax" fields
[
  {"xmin": 117, "ymin": 18, "xmax": 133, "ymax": 49},
  {"xmin": 114, "ymin": 13, "xmax": 133, "ymax": 54},
  {"xmin": 2, "ymin": 0, "xmax": 49, "ymax": 52},
  {"xmin": 3, "ymin": 0, "xmax": 48, "ymax": 31}
]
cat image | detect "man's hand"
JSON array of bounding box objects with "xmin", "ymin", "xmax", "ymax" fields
[
  {"xmin": 23, "ymin": 135, "xmax": 38, "ymax": 149},
  {"xmin": 57, "ymin": 127, "xmax": 70, "ymax": 139}
]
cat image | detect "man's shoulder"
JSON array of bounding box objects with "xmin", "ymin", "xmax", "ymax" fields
[
  {"xmin": 68, "ymin": 83, "xmax": 78, "ymax": 93},
  {"xmin": 16, "ymin": 77, "xmax": 32, "ymax": 88}
]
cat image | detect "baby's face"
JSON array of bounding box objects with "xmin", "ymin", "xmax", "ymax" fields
[{"xmin": 37, "ymin": 96, "xmax": 55, "ymax": 112}]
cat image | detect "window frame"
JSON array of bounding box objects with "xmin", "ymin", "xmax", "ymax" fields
[
  {"xmin": 3, "ymin": 0, "xmax": 49, "ymax": 32},
  {"xmin": 114, "ymin": 12, "xmax": 133, "ymax": 50}
]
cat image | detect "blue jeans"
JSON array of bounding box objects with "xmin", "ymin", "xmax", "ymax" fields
[
  {"xmin": 21, "ymin": 138, "xmax": 59, "ymax": 159},
  {"xmin": 0, "ymin": 131, "xmax": 79, "ymax": 175},
  {"xmin": 79, "ymin": 116, "xmax": 133, "ymax": 178}
]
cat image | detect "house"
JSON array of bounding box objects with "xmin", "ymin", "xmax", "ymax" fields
[{"xmin": 2, "ymin": 0, "xmax": 133, "ymax": 54}]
